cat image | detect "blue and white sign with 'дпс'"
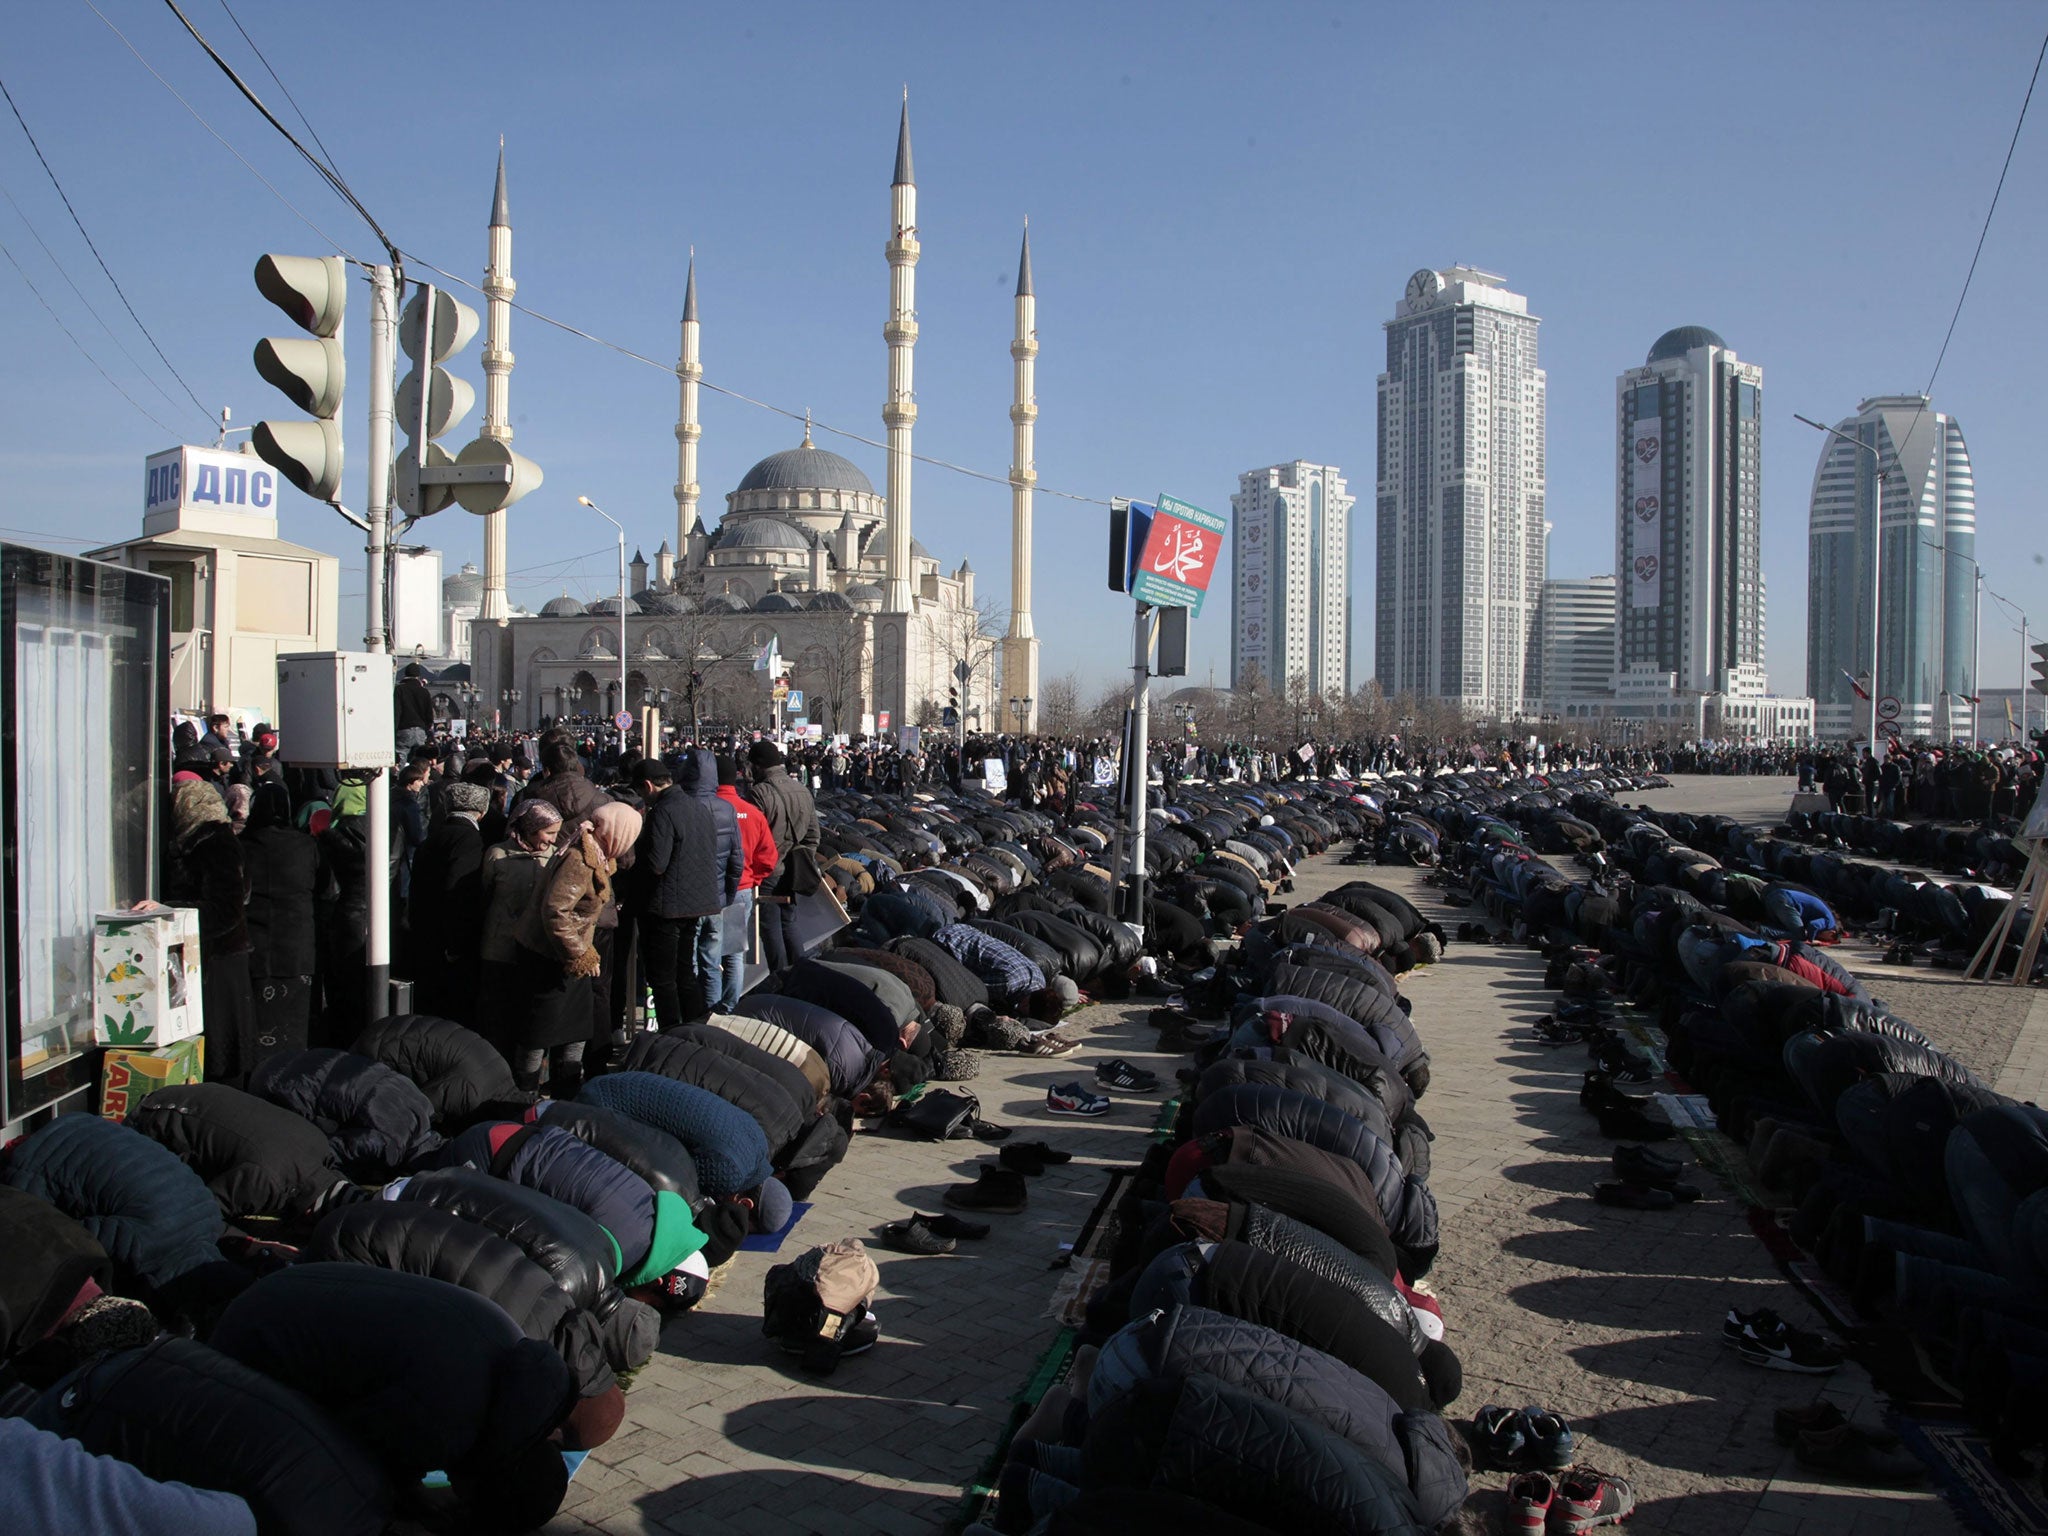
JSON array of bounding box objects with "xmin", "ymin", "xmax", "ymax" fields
[{"xmin": 145, "ymin": 445, "xmax": 279, "ymax": 519}]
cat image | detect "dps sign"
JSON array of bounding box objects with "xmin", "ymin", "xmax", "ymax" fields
[{"xmin": 1132, "ymin": 493, "xmax": 1226, "ymax": 616}]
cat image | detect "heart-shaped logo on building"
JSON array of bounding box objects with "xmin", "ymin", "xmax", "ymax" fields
[
  {"xmin": 1635, "ymin": 437, "xmax": 1660, "ymax": 463},
  {"xmin": 1634, "ymin": 495, "xmax": 1659, "ymax": 521},
  {"xmin": 1634, "ymin": 555, "xmax": 1660, "ymax": 582}
]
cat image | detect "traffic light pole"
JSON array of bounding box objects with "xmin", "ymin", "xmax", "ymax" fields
[{"xmin": 364, "ymin": 263, "xmax": 397, "ymax": 1026}]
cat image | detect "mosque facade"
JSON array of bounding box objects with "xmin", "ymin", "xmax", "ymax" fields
[{"xmin": 470, "ymin": 100, "xmax": 1040, "ymax": 739}]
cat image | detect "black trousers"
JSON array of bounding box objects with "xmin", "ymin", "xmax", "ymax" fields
[
  {"xmin": 640, "ymin": 914, "xmax": 708, "ymax": 1032},
  {"xmin": 757, "ymin": 896, "xmax": 801, "ymax": 973}
]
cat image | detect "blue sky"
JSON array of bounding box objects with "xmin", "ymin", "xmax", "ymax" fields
[{"xmin": 4, "ymin": 1, "xmax": 2045, "ymax": 695}]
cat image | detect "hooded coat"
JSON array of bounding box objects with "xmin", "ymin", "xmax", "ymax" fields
[
  {"xmin": 126, "ymin": 1083, "xmax": 352, "ymax": 1223},
  {"xmin": 3, "ymin": 1115, "xmax": 224, "ymax": 1292},
  {"xmin": 349, "ymin": 1013, "xmax": 523, "ymax": 1128},
  {"xmin": 29, "ymin": 1337, "xmax": 393, "ymax": 1536},
  {"xmin": 525, "ymin": 1099, "xmax": 701, "ymax": 1207},
  {"xmin": 771, "ymin": 959, "xmax": 907, "ymax": 1053},
  {"xmin": 389, "ymin": 1168, "xmax": 617, "ymax": 1313},
  {"xmin": 247, "ymin": 1049, "xmax": 444, "ymax": 1178},
  {"xmin": 1078, "ymin": 1372, "xmax": 1426, "ymax": 1536},
  {"xmin": 640, "ymin": 769, "xmax": 730, "ymax": 920},
  {"xmin": 1092, "ymin": 1305, "xmax": 1465, "ymax": 1529},
  {"xmin": 210, "ymin": 1263, "xmax": 575, "ymax": 1482},
  {"xmin": 301, "ymin": 1202, "xmax": 614, "ymax": 1399}
]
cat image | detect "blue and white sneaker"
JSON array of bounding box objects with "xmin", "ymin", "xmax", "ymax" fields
[{"xmin": 1046, "ymin": 1083, "xmax": 1111, "ymax": 1117}]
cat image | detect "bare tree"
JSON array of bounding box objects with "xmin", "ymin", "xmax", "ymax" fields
[
  {"xmin": 921, "ymin": 597, "xmax": 1008, "ymax": 730},
  {"xmin": 1039, "ymin": 670, "xmax": 1085, "ymax": 738},
  {"xmin": 795, "ymin": 610, "xmax": 871, "ymax": 735}
]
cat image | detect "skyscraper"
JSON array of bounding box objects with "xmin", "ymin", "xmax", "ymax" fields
[
  {"xmin": 1375, "ymin": 267, "xmax": 1546, "ymax": 718},
  {"xmin": 1536, "ymin": 574, "xmax": 1617, "ymax": 712},
  {"xmin": 1614, "ymin": 327, "xmax": 1765, "ymax": 700},
  {"xmin": 1231, "ymin": 461, "xmax": 1353, "ymax": 697},
  {"xmin": 1805, "ymin": 396, "xmax": 1977, "ymax": 741}
]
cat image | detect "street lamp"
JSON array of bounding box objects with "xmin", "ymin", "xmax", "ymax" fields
[
  {"xmin": 499, "ymin": 686, "xmax": 521, "ymax": 731},
  {"xmin": 1009, "ymin": 694, "xmax": 1033, "ymax": 732},
  {"xmin": 1795, "ymin": 414, "xmax": 1886, "ymax": 756},
  {"xmin": 576, "ymin": 495, "xmax": 630, "ymax": 738}
]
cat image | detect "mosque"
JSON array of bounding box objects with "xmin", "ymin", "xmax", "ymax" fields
[{"xmin": 468, "ymin": 100, "xmax": 1043, "ymax": 738}]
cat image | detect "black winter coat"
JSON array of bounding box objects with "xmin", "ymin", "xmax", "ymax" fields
[
  {"xmin": 527, "ymin": 1100, "xmax": 701, "ymax": 1208},
  {"xmin": 165, "ymin": 821, "xmax": 251, "ymax": 957},
  {"xmin": 0, "ymin": 1185, "xmax": 109, "ymax": 1358},
  {"xmin": 640, "ymin": 776, "xmax": 728, "ymax": 920},
  {"xmin": 392, "ymin": 1167, "xmax": 615, "ymax": 1310},
  {"xmin": 127, "ymin": 1083, "xmax": 350, "ymax": 1222},
  {"xmin": 2, "ymin": 1114, "xmax": 224, "ymax": 1292},
  {"xmin": 211, "ymin": 1263, "xmax": 574, "ymax": 1479},
  {"xmin": 243, "ymin": 823, "xmax": 321, "ymax": 977},
  {"xmin": 407, "ymin": 817, "xmax": 485, "ymax": 962},
  {"xmin": 30, "ymin": 1336, "xmax": 392, "ymax": 1536},
  {"xmin": 247, "ymin": 1048, "xmax": 444, "ymax": 1177},
  {"xmin": 351, "ymin": 1013, "xmax": 523, "ymax": 1128},
  {"xmin": 732, "ymin": 992, "xmax": 887, "ymax": 1096},
  {"xmin": 302, "ymin": 1202, "xmax": 614, "ymax": 1398},
  {"xmin": 1079, "ymin": 1373, "xmax": 1425, "ymax": 1536}
]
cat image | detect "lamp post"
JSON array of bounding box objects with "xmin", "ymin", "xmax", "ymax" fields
[
  {"xmin": 1795, "ymin": 415, "xmax": 1886, "ymax": 757},
  {"xmin": 576, "ymin": 495, "xmax": 630, "ymax": 738},
  {"xmin": 1009, "ymin": 694, "xmax": 1033, "ymax": 733},
  {"xmin": 499, "ymin": 686, "xmax": 521, "ymax": 731}
]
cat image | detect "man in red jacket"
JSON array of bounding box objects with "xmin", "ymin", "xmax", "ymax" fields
[{"xmin": 714, "ymin": 754, "xmax": 778, "ymax": 1011}]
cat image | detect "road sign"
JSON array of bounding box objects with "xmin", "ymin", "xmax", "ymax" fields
[
  {"xmin": 613, "ymin": 711, "xmax": 632, "ymax": 730},
  {"xmin": 953, "ymin": 661, "xmax": 972, "ymax": 683},
  {"xmin": 1132, "ymin": 493, "xmax": 1226, "ymax": 615},
  {"xmin": 1877, "ymin": 696, "xmax": 1901, "ymax": 721},
  {"xmin": 785, "ymin": 689, "xmax": 805, "ymax": 713},
  {"xmin": 1879, "ymin": 720, "xmax": 1902, "ymax": 739}
]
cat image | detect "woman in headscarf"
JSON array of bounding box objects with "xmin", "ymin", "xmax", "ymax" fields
[
  {"xmin": 511, "ymin": 799, "xmax": 642, "ymax": 1095},
  {"xmin": 473, "ymin": 799, "xmax": 562, "ymax": 1059},
  {"xmin": 241, "ymin": 781, "xmax": 322, "ymax": 1068},
  {"xmin": 223, "ymin": 783, "xmax": 253, "ymax": 833},
  {"xmin": 164, "ymin": 780, "xmax": 257, "ymax": 1084}
]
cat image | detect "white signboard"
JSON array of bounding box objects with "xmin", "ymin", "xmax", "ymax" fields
[
  {"xmin": 1628, "ymin": 416, "xmax": 1663, "ymax": 609},
  {"xmin": 145, "ymin": 445, "xmax": 280, "ymax": 520}
]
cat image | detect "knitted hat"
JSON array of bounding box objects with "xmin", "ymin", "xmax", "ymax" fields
[
  {"xmin": 748, "ymin": 741, "xmax": 784, "ymax": 767},
  {"xmin": 620, "ymin": 1189, "xmax": 708, "ymax": 1286},
  {"xmin": 752, "ymin": 1177, "xmax": 794, "ymax": 1235}
]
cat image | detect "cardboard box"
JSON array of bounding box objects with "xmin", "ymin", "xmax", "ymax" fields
[
  {"xmin": 99, "ymin": 1039, "xmax": 205, "ymax": 1121},
  {"xmin": 93, "ymin": 908, "xmax": 204, "ymax": 1048}
]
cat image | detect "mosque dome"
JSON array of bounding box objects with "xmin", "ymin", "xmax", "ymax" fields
[
  {"xmin": 588, "ymin": 596, "xmax": 642, "ymax": 616},
  {"xmin": 538, "ymin": 593, "xmax": 587, "ymax": 617},
  {"xmin": 698, "ymin": 592, "xmax": 749, "ymax": 612},
  {"xmin": 1647, "ymin": 326, "xmax": 1727, "ymax": 363},
  {"xmin": 755, "ymin": 592, "xmax": 803, "ymax": 612},
  {"xmin": 846, "ymin": 582, "xmax": 884, "ymax": 610},
  {"xmin": 735, "ymin": 441, "xmax": 875, "ymax": 497},
  {"xmin": 638, "ymin": 591, "xmax": 696, "ymax": 615},
  {"xmin": 717, "ymin": 518, "xmax": 812, "ymax": 552},
  {"xmin": 805, "ymin": 590, "xmax": 854, "ymax": 612},
  {"xmin": 443, "ymin": 562, "xmax": 483, "ymax": 604}
]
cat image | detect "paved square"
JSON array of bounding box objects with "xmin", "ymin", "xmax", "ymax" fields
[{"xmin": 548, "ymin": 774, "xmax": 1991, "ymax": 1534}]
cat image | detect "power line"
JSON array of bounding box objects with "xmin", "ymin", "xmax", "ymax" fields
[
  {"xmin": 400, "ymin": 248, "xmax": 1110, "ymax": 508},
  {"xmin": 0, "ymin": 172, "xmax": 191, "ymax": 419},
  {"xmin": 159, "ymin": 0, "xmax": 399, "ymax": 269},
  {"xmin": 0, "ymin": 234, "xmax": 182, "ymax": 438},
  {"xmin": 0, "ymin": 73, "xmax": 212, "ymax": 423},
  {"xmin": 81, "ymin": 0, "xmax": 359, "ymax": 261},
  {"xmin": 1891, "ymin": 24, "xmax": 2046, "ymax": 469},
  {"xmin": 213, "ymin": 0, "xmax": 341, "ymax": 175}
]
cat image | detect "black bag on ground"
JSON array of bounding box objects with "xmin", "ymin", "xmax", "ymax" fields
[{"xmin": 886, "ymin": 1089, "xmax": 981, "ymax": 1140}]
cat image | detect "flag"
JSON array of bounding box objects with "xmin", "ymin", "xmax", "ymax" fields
[
  {"xmin": 752, "ymin": 637, "xmax": 779, "ymax": 674},
  {"xmin": 1962, "ymin": 694, "xmax": 1981, "ymax": 705},
  {"xmin": 2007, "ymin": 699, "xmax": 2017, "ymax": 734},
  {"xmin": 1840, "ymin": 669, "xmax": 1871, "ymax": 702}
]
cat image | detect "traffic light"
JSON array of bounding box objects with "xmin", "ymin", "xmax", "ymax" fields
[
  {"xmin": 394, "ymin": 284, "xmax": 478, "ymax": 516},
  {"xmin": 251, "ymin": 254, "xmax": 347, "ymax": 502},
  {"xmin": 2032, "ymin": 641, "xmax": 2048, "ymax": 696}
]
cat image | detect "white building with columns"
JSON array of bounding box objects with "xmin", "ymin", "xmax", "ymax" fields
[{"xmin": 473, "ymin": 101, "xmax": 1028, "ymax": 740}]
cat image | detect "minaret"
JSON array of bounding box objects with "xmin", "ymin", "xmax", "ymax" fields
[
  {"xmin": 674, "ymin": 252, "xmax": 703, "ymax": 559},
  {"xmin": 478, "ymin": 142, "xmax": 514, "ymax": 623},
  {"xmin": 1003, "ymin": 221, "xmax": 1040, "ymax": 732},
  {"xmin": 882, "ymin": 93, "xmax": 919, "ymax": 615}
]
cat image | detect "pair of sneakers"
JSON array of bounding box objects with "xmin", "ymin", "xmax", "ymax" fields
[
  {"xmin": 1469, "ymin": 1404, "xmax": 1574, "ymax": 1472},
  {"xmin": 1508, "ymin": 1465, "xmax": 1636, "ymax": 1534},
  {"xmin": 1046, "ymin": 1083, "xmax": 1111, "ymax": 1117}
]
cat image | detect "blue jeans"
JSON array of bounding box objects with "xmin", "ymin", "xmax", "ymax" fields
[
  {"xmin": 719, "ymin": 887, "xmax": 754, "ymax": 1012},
  {"xmin": 692, "ymin": 914, "xmax": 722, "ymax": 1015}
]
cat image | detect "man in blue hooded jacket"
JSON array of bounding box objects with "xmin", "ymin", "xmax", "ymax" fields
[{"xmin": 636, "ymin": 751, "xmax": 740, "ymax": 1029}]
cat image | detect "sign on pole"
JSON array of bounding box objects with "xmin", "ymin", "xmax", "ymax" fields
[
  {"xmin": 1132, "ymin": 493, "xmax": 1226, "ymax": 615},
  {"xmin": 1877, "ymin": 696, "xmax": 1901, "ymax": 722},
  {"xmin": 785, "ymin": 689, "xmax": 805, "ymax": 713},
  {"xmin": 613, "ymin": 711, "xmax": 633, "ymax": 730}
]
